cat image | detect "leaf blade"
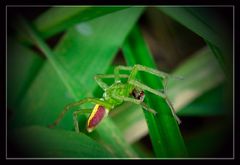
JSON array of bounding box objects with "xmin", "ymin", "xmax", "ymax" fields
[
  {"xmin": 8, "ymin": 126, "xmax": 113, "ymax": 158},
  {"xmin": 7, "ymin": 37, "xmax": 44, "ymax": 109},
  {"xmin": 122, "ymin": 25, "xmax": 188, "ymax": 157},
  {"xmin": 16, "ymin": 7, "xmax": 129, "ymax": 43},
  {"xmin": 158, "ymin": 7, "xmax": 232, "ymax": 75},
  {"xmin": 35, "ymin": 6, "xmax": 129, "ymax": 38},
  {"xmin": 9, "ymin": 7, "xmax": 145, "ymax": 157}
]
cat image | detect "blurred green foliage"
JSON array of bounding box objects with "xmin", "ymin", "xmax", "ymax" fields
[{"xmin": 7, "ymin": 7, "xmax": 233, "ymax": 158}]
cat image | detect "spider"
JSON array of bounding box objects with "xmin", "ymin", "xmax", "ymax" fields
[{"xmin": 49, "ymin": 64, "xmax": 181, "ymax": 133}]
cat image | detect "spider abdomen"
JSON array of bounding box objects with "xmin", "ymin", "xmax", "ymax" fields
[{"xmin": 87, "ymin": 104, "xmax": 109, "ymax": 132}]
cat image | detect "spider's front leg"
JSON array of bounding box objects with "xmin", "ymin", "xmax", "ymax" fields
[
  {"xmin": 73, "ymin": 109, "xmax": 92, "ymax": 133},
  {"xmin": 95, "ymin": 65, "xmax": 133, "ymax": 88},
  {"xmin": 128, "ymin": 64, "xmax": 181, "ymax": 124},
  {"xmin": 95, "ymin": 74, "xmax": 129, "ymax": 90},
  {"xmin": 114, "ymin": 65, "xmax": 133, "ymax": 83}
]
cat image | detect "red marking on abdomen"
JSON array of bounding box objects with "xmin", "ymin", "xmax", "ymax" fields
[{"xmin": 88, "ymin": 106, "xmax": 106, "ymax": 129}]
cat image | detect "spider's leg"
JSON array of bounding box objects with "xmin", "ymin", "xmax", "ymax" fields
[
  {"xmin": 129, "ymin": 80, "xmax": 166, "ymax": 97},
  {"xmin": 129, "ymin": 64, "xmax": 183, "ymax": 92},
  {"xmin": 165, "ymin": 95, "xmax": 182, "ymax": 124},
  {"xmin": 114, "ymin": 65, "xmax": 133, "ymax": 82},
  {"xmin": 140, "ymin": 102, "xmax": 157, "ymax": 115},
  {"xmin": 94, "ymin": 74, "xmax": 111, "ymax": 90},
  {"xmin": 111, "ymin": 94, "xmax": 157, "ymax": 115},
  {"xmin": 73, "ymin": 109, "xmax": 92, "ymax": 133},
  {"xmin": 127, "ymin": 64, "xmax": 181, "ymax": 124},
  {"xmin": 112, "ymin": 93, "xmax": 142, "ymax": 104},
  {"xmin": 95, "ymin": 74, "xmax": 129, "ymax": 90},
  {"xmin": 128, "ymin": 79, "xmax": 181, "ymax": 124},
  {"xmin": 48, "ymin": 98, "xmax": 112, "ymax": 129},
  {"xmin": 128, "ymin": 64, "xmax": 168, "ymax": 82}
]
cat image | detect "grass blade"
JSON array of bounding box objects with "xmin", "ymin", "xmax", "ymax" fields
[
  {"xmin": 8, "ymin": 126, "xmax": 113, "ymax": 158},
  {"xmin": 168, "ymin": 47, "xmax": 225, "ymax": 112},
  {"xmin": 177, "ymin": 84, "xmax": 226, "ymax": 116},
  {"xmin": 205, "ymin": 40, "xmax": 228, "ymax": 76},
  {"xmin": 158, "ymin": 7, "xmax": 232, "ymax": 75},
  {"xmin": 122, "ymin": 25, "xmax": 188, "ymax": 157},
  {"xmin": 16, "ymin": 7, "xmax": 129, "ymax": 43},
  {"xmin": 16, "ymin": 16, "xmax": 82, "ymax": 100},
  {"xmin": 110, "ymin": 102, "xmax": 147, "ymax": 144},
  {"xmin": 9, "ymin": 8, "xmax": 144, "ymax": 157},
  {"xmin": 158, "ymin": 7, "xmax": 222, "ymax": 47},
  {"xmin": 35, "ymin": 7, "xmax": 128, "ymax": 38},
  {"xmin": 7, "ymin": 37, "xmax": 44, "ymax": 109}
]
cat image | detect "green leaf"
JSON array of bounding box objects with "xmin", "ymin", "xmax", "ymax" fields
[
  {"xmin": 168, "ymin": 47, "xmax": 225, "ymax": 113},
  {"xmin": 110, "ymin": 102, "xmax": 147, "ymax": 144},
  {"xmin": 9, "ymin": 7, "xmax": 144, "ymax": 157},
  {"xmin": 131, "ymin": 141, "xmax": 155, "ymax": 158},
  {"xmin": 17, "ymin": 7, "xmax": 129, "ymax": 43},
  {"xmin": 158, "ymin": 7, "xmax": 222, "ymax": 47},
  {"xmin": 176, "ymin": 84, "xmax": 226, "ymax": 117},
  {"xmin": 158, "ymin": 7, "xmax": 232, "ymax": 75},
  {"xmin": 205, "ymin": 40, "xmax": 229, "ymax": 77},
  {"xmin": 8, "ymin": 126, "xmax": 113, "ymax": 158},
  {"xmin": 122, "ymin": 25, "xmax": 188, "ymax": 157},
  {"xmin": 7, "ymin": 37, "xmax": 44, "ymax": 109},
  {"xmin": 36, "ymin": 7, "xmax": 129, "ymax": 38}
]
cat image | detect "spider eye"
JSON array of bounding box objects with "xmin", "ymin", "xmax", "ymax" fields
[
  {"xmin": 138, "ymin": 91, "xmax": 145, "ymax": 101},
  {"xmin": 132, "ymin": 89, "xmax": 145, "ymax": 101}
]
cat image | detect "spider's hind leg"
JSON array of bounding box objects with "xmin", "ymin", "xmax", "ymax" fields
[
  {"xmin": 48, "ymin": 98, "xmax": 112, "ymax": 130},
  {"xmin": 140, "ymin": 102, "xmax": 158, "ymax": 115},
  {"xmin": 73, "ymin": 109, "xmax": 92, "ymax": 133}
]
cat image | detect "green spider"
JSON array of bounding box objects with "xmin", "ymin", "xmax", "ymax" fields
[{"xmin": 49, "ymin": 64, "xmax": 181, "ymax": 133}]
